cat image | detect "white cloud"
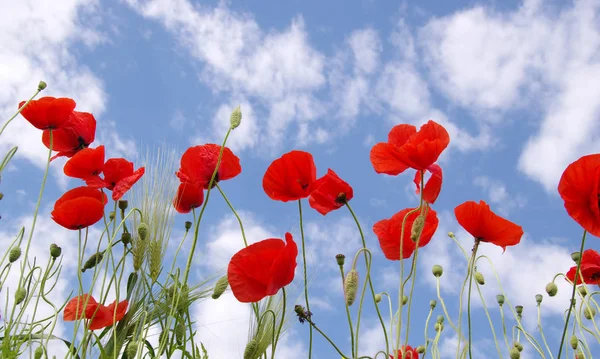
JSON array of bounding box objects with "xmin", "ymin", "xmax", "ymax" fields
[{"xmin": 473, "ymin": 176, "xmax": 527, "ymax": 216}]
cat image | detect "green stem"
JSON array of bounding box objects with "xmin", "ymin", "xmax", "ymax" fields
[
  {"xmin": 271, "ymin": 288, "xmax": 287, "ymax": 358},
  {"xmin": 557, "ymin": 230, "xmax": 587, "ymax": 359},
  {"xmin": 298, "ymin": 199, "xmax": 313, "ymax": 359},
  {"xmin": 0, "ymin": 86, "xmax": 43, "ymax": 136},
  {"xmin": 466, "ymin": 239, "xmax": 480, "ymax": 359},
  {"xmin": 340, "ymin": 265, "xmax": 355, "ymax": 358},
  {"xmin": 216, "ymin": 183, "xmax": 248, "ymax": 247},
  {"xmin": 306, "ymin": 318, "xmax": 350, "ymax": 358}
]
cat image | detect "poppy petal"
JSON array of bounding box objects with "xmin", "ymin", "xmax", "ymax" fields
[
  {"xmin": 266, "ymin": 233, "xmax": 298, "ymax": 295},
  {"xmin": 262, "ymin": 150, "xmax": 317, "ymax": 202},
  {"xmin": 308, "ymin": 169, "xmax": 354, "ymax": 215},
  {"xmin": 88, "ymin": 299, "xmax": 128, "ymax": 330},
  {"xmin": 387, "ymin": 124, "xmax": 416, "ymax": 147},
  {"xmin": 63, "ymin": 294, "xmax": 98, "ymax": 321},
  {"xmin": 19, "ymin": 97, "xmax": 76, "ymax": 130},
  {"xmin": 370, "ymin": 143, "xmax": 410, "ymax": 175},
  {"xmin": 64, "ymin": 146, "xmax": 105, "ymax": 180},
  {"xmin": 414, "ymin": 164, "xmax": 443, "ymax": 204},
  {"xmin": 173, "ymin": 182, "xmax": 205, "ymax": 214},
  {"xmin": 397, "ymin": 120, "xmax": 450, "ymax": 170},
  {"xmin": 176, "ymin": 144, "xmax": 242, "ymax": 188},
  {"xmin": 42, "ymin": 111, "xmax": 97, "ymax": 159},
  {"xmin": 112, "ymin": 167, "xmax": 145, "ymax": 201},
  {"xmin": 52, "ymin": 197, "xmax": 106, "ymax": 230}
]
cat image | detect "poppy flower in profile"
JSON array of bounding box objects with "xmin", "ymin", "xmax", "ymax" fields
[
  {"xmin": 42, "ymin": 111, "xmax": 97, "ymax": 160},
  {"xmin": 19, "ymin": 97, "xmax": 76, "ymax": 130},
  {"xmin": 101, "ymin": 158, "xmax": 145, "ymax": 200},
  {"xmin": 63, "ymin": 294, "xmax": 128, "ymax": 330},
  {"xmin": 176, "ymin": 144, "xmax": 241, "ymax": 189},
  {"xmin": 413, "ymin": 164, "xmax": 443, "ymax": 204},
  {"xmin": 389, "ymin": 346, "xmax": 419, "ymax": 359},
  {"xmin": 454, "ymin": 200, "xmax": 523, "ymax": 252},
  {"xmin": 228, "ymin": 232, "xmax": 298, "ymax": 303},
  {"xmin": 51, "ymin": 187, "xmax": 107, "ymax": 230},
  {"xmin": 308, "ymin": 169, "xmax": 353, "ymax": 215},
  {"xmin": 370, "ymin": 121, "xmax": 450, "ymax": 174},
  {"xmin": 565, "ymin": 249, "xmax": 600, "ymax": 286},
  {"xmin": 373, "ymin": 207, "xmax": 439, "ymax": 260},
  {"xmin": 173, "ymin": 182, "xmax": 204, "ymax": 214},
  {"xmin": 63, "ymin": 146, "xmax": 105, "ymax": 186},
  {"xmin": 263, "ymin": 150, "xmax": 317, "ymax": 202},
  {"xmin": 558, "ymin": 154, "xmax": 600, "ymax": 237}
]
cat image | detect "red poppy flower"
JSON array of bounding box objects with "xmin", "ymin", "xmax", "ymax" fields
[
  {"xmin": 308, "ymin": 169, "xmax": 353, "ymax": 215},
  {"xmin": 228, "ymin": 232, "xmax": 298, "ymax": 303},
  {"xmin": 413, "ymin": 164, "xmax": 443, "ymax": 204},
  {"xmin": 63, "ymin": 294, "xmax": 128, "ymax": 330},
  {"xmin": 100, "ymin": 158, "xmax": 145, "ymax": 200},
  {"xmin": 454, "ymin": 200, "xmax": 523, "ymax": 251},
  {"xmin": 175, "ymin": 144, "xmax": 241, "ymax": 189},
  {"xmin": 373, "ymin": 207, "xmax": 439, "ymax": 260},
  {"xmin": 51, "ymin": 187, "xmax": 107, "ymax": 230},
  {"xmin": 173, "ymin": 182, "xmax": 204, "ymax": 214},
  {"xmin": 390, "ymin": 346, "xmax": 419, "ymax": 359},
  {"xmin": 88, "ymin": 299, "xmax": 128, "ymax": 330},
  {"xmin": 558, "ymin": 154, "xmax": 600, "ymax": 237},
  {"xmin": 42, "ymin": 111, "xmax": 97, "ymax": 160},
  {"xmin": 370, "ymin": 121, "xmax": 450, "ymax": 174},
  {"xmin": 19, "ymin": 97, "xmax": 76, "ymax": 130},
  {"xmin": 263, "ymin": 151, "xmax": 317, "ymax": 202},
  {"xmin": 63, "ymin": 294, "xmax": 99, "ymax": 321},
  {"xmin": 566, "ymin": 249, "xmax": 600, "ymax": 286},
  {"xmin": 63, "ymin": 146, "xmax": 105, "ymax": 186}
]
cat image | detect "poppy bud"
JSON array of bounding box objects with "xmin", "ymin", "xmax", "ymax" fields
[
  {"xmin": 121, "ymin": 232, "xmax": 131, "ymax": 245},
  {"xmin": 496, "ymin": 294, "xmax": 505, "ymax": 306},
  {"xmin": 15, "ymin": 287, "xmax": 26, "ymax": 305},
  {"xmin": 571, "ymin": 251, "xmax": 581, "ymax": 263},
  {"xmin": 402, "ymin": 295, "xmax": 408, "ymax": 306},
  {"xmin": 430, "ymin": 300, "xmax": 437, "ymax": 309},
  {"xmin": 436, "ymin": 315, "xmax": 444, "ymax": 323},
  {"xmin": 474, "ymin": 271, "xmax": 485, "ymax": 285},
  {"xmin": 374, "ymin": 293, "xmax": 382, "ymax": 303},
  {"xmin": 82, "ymin": 252, "xmax": 104, "ymax": 273},
  {"xmin": 570, "ymin": 335, "xmax": 578, "ymax": 350},
  {"xmin": 243, "ymin": 339, "xmax": 258, "ymax": 359},
  {"xmin": 535, "ymin": 294, "xmax": 543, "ymax": 305},
  {"xmin": 109, "ymin": 211, "xmax": 116, "ymax": 220},
  {"xmin": 175, "ymin": 321, "xmax": 185, "ymax": 344},
  {"xmin": 185, "ymin": 221, "xmax": 192, "ymax": 231},
  {"xmin": 126, "ymin": 340, "xmax": 138, "ymax": 358},
  {"xmin": 584, "ymin": 306, "xmax": 596, "ymax": 320},
  {"xmin": 212, "ymin": 275, "xmax": 229, "ymax": 299},
  {"xmin": 578, "ymin": 286, "xmax": 588, "ymax": 297},
  {"xmin": 50, "ymin": 243, "xmax": 62, "ymax": 258},
  {"xmin": 576, "ymin": 351, "xmax": 585, "ymax": 359},
  {"xmin": 545, "ymin": 282, "xmax": 558, "ymax": 297},
  {"xmin": 34, "ymin": 346, "xmax": 44, "ymax": 359},
  {"xmin": 432, "ymin": 265, "xmax": 443, "ymax": 277},
  {"xmin": 118, "ymin": 200, "xmax": 128, "ymax": 211},
  {"xmin": 230, "ymin": 105, "xmax": 242, "ymax": 130},
  {"xmin": 9, "ymin": 246, "xmax": 21, "ymax": 263},
  {"xmin": 434, "ymin": 322, "xmax": 443, "ymax": 332},
  {"xmin": 509, "ymin": 347, "xmax": 520, "ymax": 359},
  {"xmin": 515, "ymin": 305, "xmax": 523, "ymax": 315},
  {"xmin": 416, "ymin": 346, "xmax": 425, "ymax": 354},
  {"xmin": 514, "ymin": 342, "xmax": 523, "ymax": 351},
  {"xmin": 410, "ymin": 212, "xmax": 426, "ymax": 242},
  {"xmin": 336, "ymin": 254, "xmax": 345, "ymax": 266},
  {"xmin": 448, "ymin": 232, "xmax": 455, "ymax": 238},
  {"xmin": 138, "ymin": 222, "xmax": 149, "ymax": 241},
  {"xmin": 38, "ymin": 81, "xmax": 47, "ymax": 91},
  {"xmin": 0, "ymin": 192, "xmax": 4, "ymax": 200},
  {"xmin": 344, "ymin": 269, "xmax": 359, "ymax": 306}
]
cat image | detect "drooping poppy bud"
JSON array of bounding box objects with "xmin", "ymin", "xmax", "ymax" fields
[
  {"xmin": 15, "ymin": 287, "xmax": 26, "ymax": 304},
  {"xmin": 9, "ymin": 247, "xmax": 21, "ymax": 263},
  {"xmin": 230, "ymin": 106, "xmax": 242, "ymax": 130},
  {"xmin": 50, "ymin": 243, "xmax": 62, "ymax": 258},
  {"xmin": 546, "ymin": 282, "xmax": 558, "ymax": 297},
  {"xmin": 475, "ymin": 271, "xmax": 485, "ymax": 285},
  {"xmin": 570, "ymin": 335, "xmax": 578, "ymax": 350},
  {"xmin": 344, "ymin": 269, "xmax": 359, "ymax": 306},
  {"xmin": 82, "ymin": 252, "xmax": 104, "ymax": 273},
  {"xmin": 430, "ymin": 300, "xmax": 437, "ymax": 309}
]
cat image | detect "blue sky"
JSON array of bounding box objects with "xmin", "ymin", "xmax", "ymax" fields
[{"xmin": 2, "ymin": 0, "xmax": 600, "ymax": 357}]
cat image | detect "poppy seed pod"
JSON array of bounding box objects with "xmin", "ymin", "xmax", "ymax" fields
[
  {"xmin": 571, "ymin": 251, "xmax": 581, "ymax": 263},
  {"xmin": 109, "ymin": 211, "xmax": 116, "ymax": 220},
  {"xmin": 38, "ymin": 81, "xmax": 47, "ymax": 91},
  {"xmin": 138, "ymin": 222, "xmax": 149, "ymax": 241},
  {"xmin": 584, "ymin": 306, "xmax": 596, "ymax": 320},
  {"xmin": 416, "ymin": 346, "xmax": 425, "ymax": 354},
  {"xmin": 578, "ymin": 286, "xmax": 588, "ymax": 297},
  {"xmin": 34, "ymin": 346, "xmax": 44, "ymax": 359},
  {"xmin": 374, "ymin": 293, "xmax": 382, "ymax": 303},
  {"xmin": 432, "ymin": 264, "xmax": 443, "ymax": 277},
  {"xmin": 212, "ymin": 275, "xmax": 229, "ymax": 299},
  {"xmin": 545, "ymin": 282, "xmax": 558, "ymax": 297},
  {"xmin": 81, "ymin": 252, "xmax": 104, "ymax": 273},
  {"xmin": 410, "ymin": 211, "xmax": 426, "ymax": 242},
  {"xmin": 535, "ymin": 294, "xmax": 543, "ymax": 305},
  {"xmin": 126, "ymin": 340, "xmax": 138, "ymax": 359},
  {"xmin": 9, "ymin": 246, "xmax": 21, "ymax": 263},
  {"xmin": 121, "ymin": 232, "xmax": 131, "ymax": 245},
  {"xmin": 509, "ymin": 347, "xmax": 520, "ymax": 359},
  {"xmin": 344, "ymin": 269, "xmax": 359, "ymax": 306},
  {"xmin": 436, "ymin": 315, "xmax": 444, "ymax": 323},
  {"xmin": 515, "ymin": 305, "xmax": 523, "ymax": 315},
  {"xmin": 570, "ymin": 335, "xmax": 578, "ymax": 349},
  {"xmin": 514, "ymin": 343, "xmax": 523, "ymax": 352},
  {"xmin": 118, "ymin": 200, "xmax": 128, "ymax": 211},
  {"xmin": 336, "ymin": 254, "xmax": 345, "ymax": 266},
  {"xmin": 496, "ymin": 294, "xmax": 505, "ymax": 306},
  {"xmin": 50, "ymin": 243, "xmax": 62, "ymax": 258},
  {"xmin": 474, "ymin": 271, "xmax": 485, "ymax": 285},
  {"xmin": 230, "ymin": 106, "xmax": 242, "ymax": 130},
  {"xmin": 434, "ymin": 322, "xmax": 443, "ymax": 332},
  {"xmin": 430, "ymin": 300, "xmax": 437, "ymax": 309},
  {"xmin": 185, "ymin": 221, "xmax": 192, "ymax": 231},
  {"xmin": 15, "ymin": 287, "xmax": 26, "ymax": 305}
]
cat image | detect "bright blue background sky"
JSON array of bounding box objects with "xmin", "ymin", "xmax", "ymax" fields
[{"xmin": 2, "ymin": 0, "xmax": 600, "ymax": 358}]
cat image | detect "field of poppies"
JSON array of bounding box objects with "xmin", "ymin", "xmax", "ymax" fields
[{"xmin": 1, "ymin": 82, "xmax": 599, "ymax": 359}]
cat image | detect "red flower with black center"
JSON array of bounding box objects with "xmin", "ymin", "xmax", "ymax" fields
[
  {"xmin": 454, "ymin": 200, "xmax": 523, "ymax": 252},
  {"xmin": 101, "ymin": 158, "xmax": 145, "ymax": 200},
  {"xmin": 176, "ymin": 144, "xmax": 241, "ymax": 189},
  {"xmin": 308, "ymin": 169, "xmax": 353, "ymax": 215},
  {"xmin": 370, "ymin": 121, "xmax": 450, "ymax": 174},
  {"xmin": 173, "ymin": 182, "xmax": 204, "ymax": 214},
  {"xmin": 51, "ymin": 187, "xmax": 107, "ymax": 230},
  {"xmin": 42, "ymin": 111, "xmax": 97, "ymax": 160},
  {"xmin": 373, "ymin": 207, "xmax": 439, "ymax": 260},
  {"xmin": 228, "ymin": 232, "xmax": 298, "ymax": 303},
  {"xmin": 413, "ymin": 164, "xmax": 443, "ymax": 204},
  {"xmin": 558, "ymin": 154, "xmax": 600, "ymax": 237},
  {"xmin": 63, "ymin": 146, "xmax": 105, "ymax": 186},
  {"xmin": 63, "ymin": 294, "xmax": 128, "ymax": 330},
  {"xmin": 390, "ymin": 346, "xmax": 419, "ymax": 359},
  {"xmin": 566, "ymin": 249, "xmax": 600, "ymax": 286},
  {"xmin": 263, "ymin": 150, "xmax": 317, "ymax": 202},
  {"xmin": 19, "ymin": 97, "xmax": 76, "ymax": 130}
]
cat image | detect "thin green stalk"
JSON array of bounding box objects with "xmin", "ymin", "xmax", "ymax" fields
[
  {"xmin": 473, "ymin": 276, "xmax": 502, "ymax": 358},
  {"xmin": 271, "ymin": 288, "xmax": 287, "ymax": 358},
  {"xmin": 305, "ymin": 318, "xmax": 350, "ymax": 358},
  {"xmin": 298, "ymin": 199, "xmax": 313, "ymax": 359},
  {"xmin": 466, "ymin": 239, "xmax": 480, "ymax": 359},
  {"xmin": 354, "ymin": 248, "xmax": 373, "ymax": 357},
  {"xmin": 538, "ymin": 304, "xmax": 554, "ymax": 359},
  {"xmin": 216, "ymin": 183, "xmax": 248, "ymax": 247},
  {"xmin": 557, "ymin": 230, "xmax": 587, "ymax": 359},
  {"xmin": 339, "ymin": 265, "xmax": 355, "ymax": 358},
  {"xmin": 0, "ymin": 85, "xmax": 43, "ymax": 136}
]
